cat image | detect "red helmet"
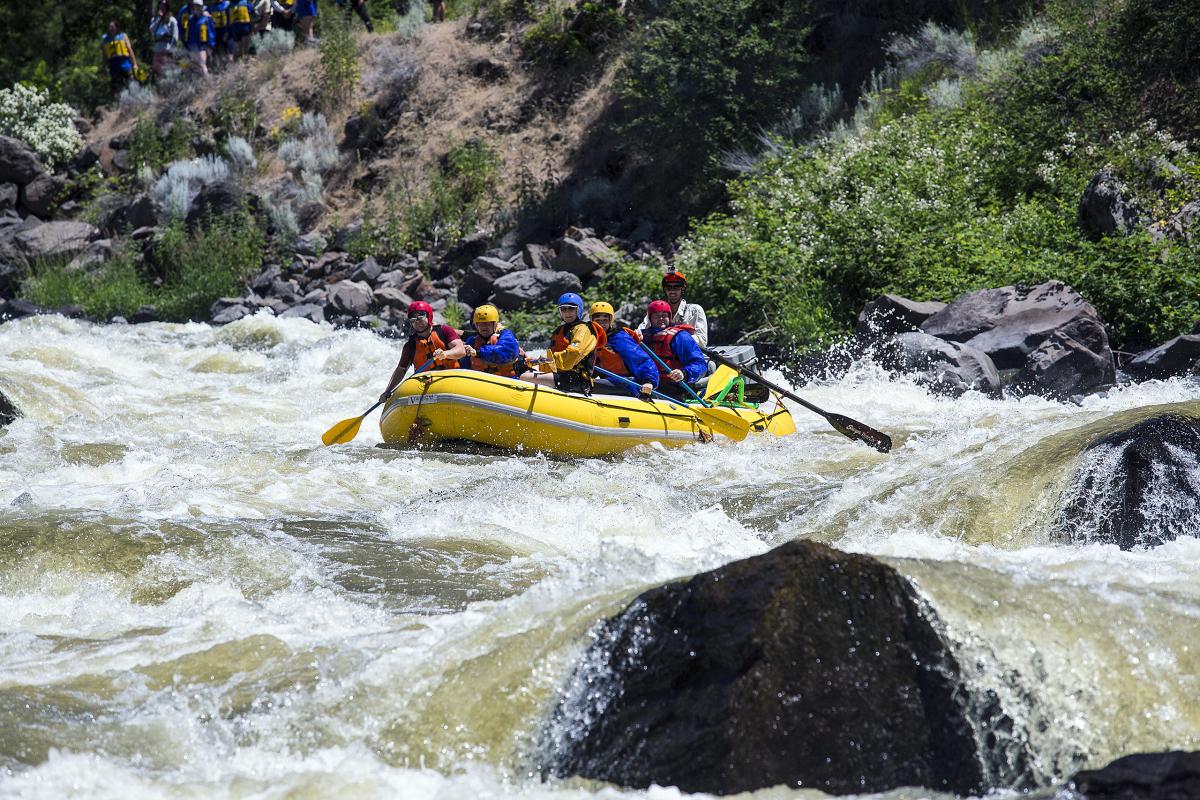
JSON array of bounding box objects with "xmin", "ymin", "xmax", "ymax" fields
[
  {"xmin": 407, "ymin": 300, "xmax": 433, "ymax": 322},
  {"xmin": 647, "ymin": 300, "xmax": 672, "ymax": 316},
  {"xmin": 662, "ymin": 268, "xmax": 687, "ymax": 287}
]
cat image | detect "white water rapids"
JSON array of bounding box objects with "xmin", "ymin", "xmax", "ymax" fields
[{"xmin": 0, "ymin": 313, "xmax": 1197, "ymax": 799}]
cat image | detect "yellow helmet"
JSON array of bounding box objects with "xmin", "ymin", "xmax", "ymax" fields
[
  {"xmin": 472, "ymin": 304, "xmax": 500, "ymax": 324},
  {"xmin": 589, "ymin": 301, "xmax": 615, "ymax": 317}
]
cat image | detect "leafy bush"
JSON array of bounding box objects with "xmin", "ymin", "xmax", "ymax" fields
[
  {"xmin": 677, "ymin": 2, "xmax": 1200, "ymax": 350},
  {"xmin": 353, "ymin": 139, "xmax": 501, "ymax": 257},
  {"xmin": 614, "ymin": 0, "xmax": 813, "ymax": 211},
  {"xmin": 23, "ymin": 210, "xmax": 265, "ymax": 321},
  {"xmin": 522, "ymin": 0, "xmax": 626, "ymax": 68},
  {"xmin": 128, "ymin": 114, "xmax": 195, "ymax": 173},
  {"xmin": 318, "ymin": 8, "xmax": 361, "ymax": 110},
  {"xmin": 591, "ymin": 260, "xmax": 660, "ymax": 308},
  {"xmin": 0, "ymin": 83, "xmax": 83, "ymax": 169}
]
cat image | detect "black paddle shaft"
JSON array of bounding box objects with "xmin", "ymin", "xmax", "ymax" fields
[{"xmin": 702, "ymin": 348, "xmax": 893, "ymax": 453}]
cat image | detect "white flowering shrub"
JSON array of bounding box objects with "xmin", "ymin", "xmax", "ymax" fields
[
  {"xmin": 0, "ymin": 83, "xmax": 83, "ymax": 170},
  {"xmin": 152, "ymin": 155, "xmax": 231, "ymax": 218}
]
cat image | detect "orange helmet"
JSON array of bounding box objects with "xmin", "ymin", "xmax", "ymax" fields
[{"xmin": 662, "ymin": 267, "xmax": 687, "ymax": 287}]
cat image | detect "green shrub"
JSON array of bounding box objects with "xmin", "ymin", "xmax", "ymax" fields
[
  {"xmin": 128, "ymin": 114, "xmax": 196, "ymax": 173},
  {"xmin": 22, "ymin": 211, "xmax": 265, "ymax": 322},
  {"xmin": 353, "ymin": 140, "xmax": 501, "ymax": 258},
  {"xmin": 614, "ymin": 0, "xmax": 812, "ymax": 211},
  {"xmin": 522, "ymin": 0, "xmax": 626, "ymax": 68},
  {"xmin": 318, "ymin": 9, "xmax": 361, "ymax": 110},
  {"xmin": 591, "ymin": 259, "xmax": 661, "ymax": 308}
]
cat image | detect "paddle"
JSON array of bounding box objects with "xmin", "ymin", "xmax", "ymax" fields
[
  {"xmin": 321, "ymin": 359, "xmax": 437, "ymax": 446},
  {"xmin": 700, "ymin": 348, "xmax": 892, "ymax": 453},
  {"xmin": 636, "ymin": 340, "xmax": 722, "ymax": 409},
  {"xmin": 703, "ymin": 364, "xmax": 740, "ymax": 401},
  {"xmin": 594, "ymin": 366, "xmax": 750, "ymax": 442}
]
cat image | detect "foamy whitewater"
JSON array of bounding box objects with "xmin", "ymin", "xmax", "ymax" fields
[{"xmin": 0, "ymin": 312, "xmax": 1197, "ymax": 799}]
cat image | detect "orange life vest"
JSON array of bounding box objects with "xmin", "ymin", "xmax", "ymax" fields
[
  {"xmin": 411, "ymin": 325, "xmax": 460, "ymax": 371},
  {"xmin": 594, "ymin": 326, "xmax": 640, "ymax": 376},
  {"xmin": 550, "ymin": 320, "xmax": 606, "ymax": 384},
  {"xmin": 649, "ymin": 324, "xmax": 695, "ymax": 377},
  {"xmin": 466, "ymin": 332, "xmax": 524, "ymax": 377}
]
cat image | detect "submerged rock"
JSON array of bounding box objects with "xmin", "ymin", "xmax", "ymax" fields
[
  {"xmin": 542, "ymin": 540, "xmax": 1025, "ymax": 796},
  {"xmin": 0, "ymin": 387, "xmax": 19, "ymax": 426},
  {"xmin": 1056, "ymin": 414, "xmax": 1200, "ymax": 549},
  {"xmin": 1068, "ymin": 751, "xmax": 1200, "ymax": 799}
]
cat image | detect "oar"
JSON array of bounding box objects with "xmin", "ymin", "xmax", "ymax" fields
[
  {"xmin": 701, "ymin": 347, "xmax": 892, "ymax": 453},
  {"xmin": 594, "ymin": 366, "xmax": 750, "ymax": 442},
  {"xmin": 321, "ymin": 360, "xmax": 437, "ymax": 446},
  {"xmin": 637, "ymin": 340, "xmax": 722, "ymax": 409}
]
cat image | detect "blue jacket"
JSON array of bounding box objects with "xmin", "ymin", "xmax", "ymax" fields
[
  {"xmin": 463, "ymin": 327, "xmax": 521, "ymax": 367},
  {"xmin": 641, "ymin": 326, "xmax": 708, "ymax": 384},
  {"xmin": 604, "ymin": 329, "xmax": 659, "ymax": 395}
]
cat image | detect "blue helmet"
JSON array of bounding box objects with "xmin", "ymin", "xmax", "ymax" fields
[{"xmin": 556, "ymin": 292, "xmax": 584, "ymax": 317}]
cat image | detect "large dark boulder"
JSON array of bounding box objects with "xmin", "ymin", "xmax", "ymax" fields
[
  {"xmin": 1079, "ymin": 168, "xmax": 1141, "ymax": 239},
  {"xmin": 1068, "ymin": 751, "xmax": 1200, "ymax": 799},
  {"xmin": 921, "ymin": 281, "xmax": 1115, "ymax": 396},
  {"xmin": 185, "ymin": 180, "xmax": 244, "ymax": 228},
  {"xmin": 542, "ymin": 540, "xmax": 1024, "ymax": 796},
  {"xmin": 1125, "ymin": 335, "xmax": 1200, "ymax": 380},
  {"xmin": 327, "ymin": 280, "xmax": 374, "ymax": 317},
  {"xmin": 856, "ymin": 294, "xmax": 947, "ymax": 337},
  {"xmin": 0, "ymin": 136, "xmax": 46, "ymax": 185},
  {"xmin": 551, "ymin": 236, "xmax": 617, "ymax": 278},
  {"xmin": 489, "ymin": 268, "xmax": 581, "ymax": 311},
  {"xmin": 460, "ymin": 255, "xmax": 521, "ymax": 307},
  {"xmin": 878, "ymin": 332, "xmax": 1002, "ymax": 398},
  {"xmin": 20, "ymin": 173, "xmax": 63, "ymax": 218},
  {"xmin": 1011, "ymin": 331, "xmax": 1116, "ymax": 399},
  {"xmin": 1056, "ymin": 415, "xmax": 1200, "ymax": 549}
]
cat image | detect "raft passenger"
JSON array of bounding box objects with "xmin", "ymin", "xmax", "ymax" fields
[
  {"xmin": 589, "ymin": 301, "xmax": 657, "ymax": 398},
  {"xmin": 639, "ymin": 267, "xmax": 708, "ymax": 347},
  {"xmin": 377, "ymin": 300, "xmax": 465, "ymax": 403},
  {"xmin": 641, "ymin": 299, "xmax": 707, "ymax": 400},
  {"xmin": 461, "ymin": 304, "xmax": 525, "ymax": 377},
  {"xmin": 535, "ymin": 292, "xmax": 606, "ymax": 396}
]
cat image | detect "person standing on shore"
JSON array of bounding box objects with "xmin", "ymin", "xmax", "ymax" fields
[
  {"xmin": 101, "ymin": 21, "xmax": 140, "ymax": 94},
  {"xmin": 149, "ymin": 4, "xmax": 180, "ymax": 77},
  {"xmin": 180, "ymin": 0, "xmax": 215, "ymax": 76}
]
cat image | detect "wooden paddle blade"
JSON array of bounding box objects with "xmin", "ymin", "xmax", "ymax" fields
[
  {"xmin": 825, "ymin": 412, "xmax": 892, "ymax": 453},
  {"xmin": 693, "ymin": 405, "xmax": 751, "ymax": 442},
  {"xmin": 702, "ymin": 365, "xmax": 739, "ymax": 400},
  {"xmin": 321, "ymin": 414, "xmax": 365, "ymax": 446}
]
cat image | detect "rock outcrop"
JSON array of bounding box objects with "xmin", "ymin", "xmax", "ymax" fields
[
  {"xmin": 0, "ymin": 387, "xmax": 20, "ymax": 427},
  {"xmin": 1124, "ymin": 335, "xmax": 1200, "ymax": 380},
  {"xmin": 856, "ymin": 294, "xmax": 947, "ymax": 337},
  {"xmin": 1068, "ymin": 751, "xmax": 1200, "ymax": 799},
  {"xmin": 920, "ymin": 281, "xmax": 1115, "ymax": 397},
  {"xmin": 1056, "ymin": 414, "xmax": 1200, "ymax": 549},
  {"xmin": 879, "ymin": 331, "xmax": 1002, "ymax": 398},
  {"xmin": 543, "ymin": 540, "xmax": 1024, "ymax": 796}
]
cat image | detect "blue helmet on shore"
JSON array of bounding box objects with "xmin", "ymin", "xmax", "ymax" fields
[{"xmin": 556, "ymin": 292, "xmax": 584, "ymax": 317}]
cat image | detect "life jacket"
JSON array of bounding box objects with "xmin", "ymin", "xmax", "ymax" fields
[
  {"xmin": 181, "ymin": 11, "xmax": 213, "ymax": 44},
  {"xmin": 229, "ymin": 0, "xmax": 253, "ymax": 24},
  {"xmin": 209, "ymin": 1, "xmax": 230, "ymax": 29},
  {"xmin": 103, "ymin": 33, "xmax": 133, "ymax": 61},
  {"xmin": 550, "ymin": 320, "xmax": 606, "ymax": 392},
  {"xmin": 410, "ymin": 324, "xmax": 460, "ymax": 371},
  {"xmin": 594, "ymin": 327, "xmax": 640, "ymax": 376},
  {"xmin": 648, "ymin": 324, "xmax": 695, "ymax": 377},
  {"xmin": 465, "ymin": 332, "xmax": 524, "ymax": 377}
]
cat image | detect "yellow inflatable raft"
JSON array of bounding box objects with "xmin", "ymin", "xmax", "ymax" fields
[{"xmin": 379, "ymin": 369, "xmax": 795, "ymax": 457}]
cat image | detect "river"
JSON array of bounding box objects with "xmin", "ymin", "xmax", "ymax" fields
[{"xmin": 0, "ymin": 313, "xmax": 1197, "ymax": 799}]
